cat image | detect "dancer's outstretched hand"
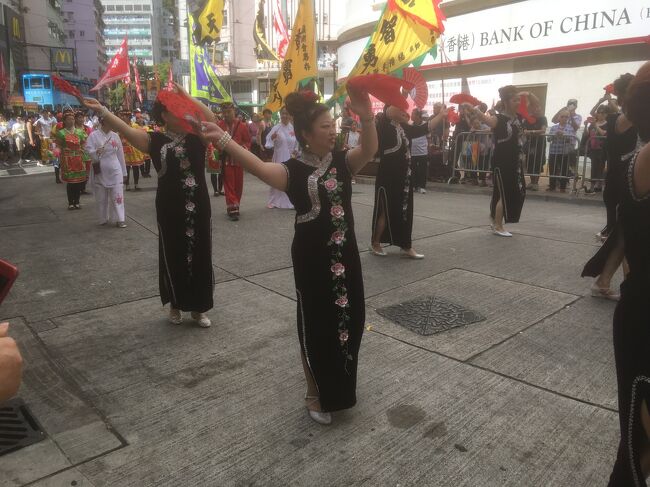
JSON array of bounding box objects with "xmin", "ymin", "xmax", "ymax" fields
[
  {"xmin": 198, "ymin": 121, "xmax": 226, "ymax": 146},
  {"xmin": 347, "ymin": 84, "xmax": 373, "ymax": 120},
  {"xmin": 82, "ymin": 98, "xmax": 104, "ymax": 112}
]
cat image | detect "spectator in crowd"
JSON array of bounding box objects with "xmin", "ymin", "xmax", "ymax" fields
[
  {"xmin": 260, "ymin": 108, "xmax": 275, "ymax": 162},
  {"xmin": 339, "ymin": 105, "xmax": 354, "ymax": 137},
  {"xmin": 249, "ymin": 112, "xmax": 262, "ymax": 158},
  {"xmin": 344, "ymin": 120, "xmax": 361, "ymax": 150},
  {"xmin": 429, "ymin": 102, "xmax": 449, "ymax": 182},
  {"xmin": 0, "ymin": 322, "xmax": 22, "ymax": 402},
  {"xmin": 454, "ymin": 104, "xmax": 473, "ymax": 183},
  {"xmin": 552, "ymin": 98, "xmax": 582, "ymax": 131},
  {"xmin": 263, "ymin": 107, "xmax": 296, "ymax": 209},
  {"xmin": 410, "ymin": 108, "xmax": 430, "ymax": 194},
  {"xmin": 0, "ymin": 115, "xmax": 11, "ymax": 166},
  {"xmin": 11, "ymin": 116, "xmax": 25, "ymax": 164},
  {"xmin": 547, "ymin": 109, "xmax": 577, "ymax": 192},
  {"xmin": 36, "ymin": 109, "xmax": 57, "ymax": 164},
  {"xmin": 522, "ymin": 104, "xmax": 548, "ymax": 191},
  {"xmin": 24, "ymin": 114, "xmax": 41, "ymax": 163},
  {"xmin": 584, "ymin": 105, "xmax": 608, "ymax": 193}
]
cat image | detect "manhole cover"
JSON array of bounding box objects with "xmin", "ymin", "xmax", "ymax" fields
[
  {"xmin": 376, "ymin": 296, "xmax": 485, "ymax": 335},
  {"xmin": 0, "ymin": 398, "xmax": 46, "ymax": 456}
]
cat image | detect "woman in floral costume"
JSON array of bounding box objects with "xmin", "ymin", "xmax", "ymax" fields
[
  {"xmin": 82, "ymin": 86, "xmax": 216, "ymax": 328},
  {"xmin": 55, "ymin": 109, "xmax": 88, "ymax": 209},
  {"xmin": 200, "ymin": 87, "xmax": 377, "ymax": 425}
]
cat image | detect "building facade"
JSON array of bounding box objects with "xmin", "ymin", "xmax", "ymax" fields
[
  {"xmin": 62, "ymin": 0, "xmax": 106, "ymax": 82},
  {"xmin": 22, "ymin": 0, "xmax": 67, "ymax": 72},
  {"xmin": 337, "ymin": 0, "xmax": 649, "ymax": 118},
  {"xmin": 0, "ymin": 1, "xmax": 27, "ymax": 96},
  {"xmin": 101, "ymin": 0, "xmax": 162, "ymax": 66}
]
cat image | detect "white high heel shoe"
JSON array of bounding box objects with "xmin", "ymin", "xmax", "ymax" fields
[
  {"xmin": 305, "ymin": 395, "xmax": 332, "ymax": 425},
  {"xmin": 191, "ymin": 312, "xmax": 211, "ymax": 328},
  {"xmin": 169, "ymin": 308, "xmax": 182, "ymax": 325}
]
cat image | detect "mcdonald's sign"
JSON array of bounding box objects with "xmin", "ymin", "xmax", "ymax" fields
[
  {"xmin": 51, "ymin": 47, "xmax": 74, "ymax": 71},
  {"xmin": 4, "ymin": 7, "xmax": 24, "ymax": 43}
]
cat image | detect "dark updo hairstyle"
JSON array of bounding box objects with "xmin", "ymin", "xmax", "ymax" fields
[
  {"xmin": 613, "ymin": 73, "xmax": 635, "ymax": 108},
  {"xmin": 151, "ymin": 100, "xmax": 167, "ymax": 125},
  {"xmin": 624, "ymin": 62, "xmax": 650, "ymax": 142},
  {"xmin": 498, "ymin": 85, "xmax": 518, "ymax": 103},
  {"xmin": 284, "ymin": 91, "xmax": 330, "ymax": 149}
]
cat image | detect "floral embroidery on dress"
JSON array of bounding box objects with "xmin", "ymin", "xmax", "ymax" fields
[
  {"xmin": 176, "ymin": 144, "xmax": 197, "ymax": 278},
  {"xmin": 394, "ymin": 123, "xmax": 412, "ymax": 221},
  {"xmin": 323, "ymin": 165, "xmax": 353, "ymax": 370}
]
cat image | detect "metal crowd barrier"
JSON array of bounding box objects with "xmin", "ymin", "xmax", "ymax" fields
[
  {"xmin": 577, "ymin": 135, "xmax": 608, "ymax": 194},
  {"xmin": 447, "ymin": 131, "xmax": 582, "ymax": 194}
]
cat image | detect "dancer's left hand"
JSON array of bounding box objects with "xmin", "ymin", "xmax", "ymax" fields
[{"xmin": 197, "ymin": 121, "xmax": 226, "ymax": 146}]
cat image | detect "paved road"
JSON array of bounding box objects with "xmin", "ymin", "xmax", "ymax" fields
[{"xmin": 0, "ymin": 172, "xmax": 622, "ymax": 486}]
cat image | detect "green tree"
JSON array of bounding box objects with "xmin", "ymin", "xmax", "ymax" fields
[{"xmin": 107, "ymin": 83, "xmax": 126, "ymax": 110}]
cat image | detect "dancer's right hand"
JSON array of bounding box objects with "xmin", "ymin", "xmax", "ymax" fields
[
  {"xmin": 82, "ymin": 98, "xmax": 103, "ymax": 112},
  {"xmin": 199, "ymin": 121, "xmax": 225, "ymax": 146}
]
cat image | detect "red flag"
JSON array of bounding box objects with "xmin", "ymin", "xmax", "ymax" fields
[
  {"xmin": 272, "ymin": 0, "xmax": 289, "ymax": 59},
  {"xmin": 166, "ymin": 64, "xmax": 174, "ymax": 91},
  {"xmin": 91, "ymin": 37, "xmax": 130, "ymax": 91},
  {"xmin": 133, "ymin": 59, "xmax": 143, "ymax": 104},
  {"xmin": 52, "ymin": 75, "xmax": 83, "ymax": 99}
]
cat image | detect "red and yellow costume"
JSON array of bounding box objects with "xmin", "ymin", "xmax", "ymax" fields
[{"xmin": 217, "ymin": 118, "xmax": 251, "ymax": 215}]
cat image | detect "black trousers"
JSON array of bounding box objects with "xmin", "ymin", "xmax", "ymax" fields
[
  {"xmin": 66, "ymin": 182, "xmax": 83, "ymax": 205},
  {"xmin": 143, "ymin": 158, "xmax": 151, "ymax": 176},
  {"xmin": 210, "ymin": 173, "xmax": 223, "ymax": 194},
  {"xmin": 126, "ymin": 166, "xmax": 140, "ymax": 186},
  {"xmin": 411, "ymin": 155, "xmax": 429, "ymax": 189},
  {"xmin": 548, "ymin": 154, "xmax": 570, "ymax": 190}
]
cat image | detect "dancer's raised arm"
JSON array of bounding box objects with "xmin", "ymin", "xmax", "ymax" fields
[
  {"xmin": 81, "ymin": 98, "xmax": 150, "ymax": 153},
  {"xmin": 345, "ymin": 85, "xmax": 378, "ymax": 174}
]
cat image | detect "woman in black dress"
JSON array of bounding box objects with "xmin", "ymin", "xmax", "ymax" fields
[
  {"xmin": 582, "ymin": 74, "xmax": 637, "ymax": 299},
  {"xmin": 605, "ymin": 61, "xmax": 650, "ymax": 486},
  {"xmin": 370, "ymin": 105, "xmax": 447, "ymax": 258},
  {"xmin": 472, "ymin": 87, "xmax": 540, "ymax": 237},
  {"xmin": 201, "ymin": 87, "xmax": 377, "ymax": 425},
  {"xmin": 82, "ymin": 87, "xmax": 216, "ymax": 328}
]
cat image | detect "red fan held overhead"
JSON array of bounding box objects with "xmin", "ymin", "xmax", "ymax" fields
[
  {"xmin": 517, "ymin": 95, "xmax": 536, "ymax": 124},
  {"xmin": 402, "ymin": 68, "xmax": 428, "ymax": 110},
  {"xmin": 449, "ymin": 93, "xmax": 482, "ymax": 107},
  {"xmin": 347, "ymin": 74, "xmax": 414, "ymax": 111},
  {"xmin": 52, "ymin": 75, "xmax": 83, "ymax": 100},
  {"xmin": 446, "ymin": 106, "xmax": 460, "ymax": 125},
  {"xmin": 604, "ymin": 83, "xmax": 615, "ymax": 95},
  {"xmin": 156, "ymin": 90, "xmax": 206, "ymax": 134}
]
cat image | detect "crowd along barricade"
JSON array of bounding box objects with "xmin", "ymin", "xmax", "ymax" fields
[
  {"xmin": 428, "ymin": 134, "xmax": 453, "ymax": 182},
  {"xmin": 577, "ymin": 135, "xmax": 608, "ymax": 195},
  {"xmin": 447, "ymin": 131, "xmax": 494, "ymax": 185}
]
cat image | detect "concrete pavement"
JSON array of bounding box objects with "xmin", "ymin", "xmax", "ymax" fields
[{"xmin": 0, "ymin": 171, "xmax": 623, "ymax": 486}]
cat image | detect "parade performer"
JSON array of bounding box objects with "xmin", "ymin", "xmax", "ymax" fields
[
  {"xmin": 200, "ymin": 86, "xmax": 377, "ymax": 425},
  {"xmin": 85, "ymin": 117, "xmax": 128, "ymax": 228},
  {"xmin": 75, "ymin": 111, "xmax": 92, "ymax": 194},
  {"xmin": 263, "ymin": 107, "xmax": 296, "ymax": 209},
  {"xmin": 582, "ymin": 73, "xmax": 638, "ymax": 299},
  {"xmin": 472, "ymin": 86, "xmax": 540, "ymax": 237},
  {"xmin": 134, "ymin": 113, "xmax": 153, "ymax": 177},
  {"xmin": 217, "ymin": 102, "xmax": 251, "ymax": 220},
  {"xmin": 118, "ymin": 110, "xmax": 146, "ymax": 191},
  {"xmin": 36, "ymin": 109, "xmax": 59, "ymax": 174},
  {"xmin": 55, "ymin": 109, "xmax": 88, "ymax": 210},
  {"xmin": 370, "ymin": 104, "xmax": 447, "ymax": 258},
  {"xmin": 82, "ymin": 85, "xmax": 216, "ymax": 328},
  {"xmin": 604, "ymin": 61, "xmax": 650, "ymax": 487}
]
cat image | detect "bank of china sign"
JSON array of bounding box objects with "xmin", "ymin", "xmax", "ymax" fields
[{"xmin": 421, "ymin": 0, "xmax": 649, "ymax": 67}]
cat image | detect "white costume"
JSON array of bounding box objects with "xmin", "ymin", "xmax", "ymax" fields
[
  {"xmin": 264, "ymin": 122, "xmax": 296, "ymax": 209},
  {"xmin": 85, "ymin": 129, "xmax": 127, "ymax": 224}
]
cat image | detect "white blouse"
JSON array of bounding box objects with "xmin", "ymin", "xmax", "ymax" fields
[
  {"xmin": 85, "ymin": 129, "xmax": 127, "ymax": 187},
  {"xmin": 264, "ymin": 122, "xmax": 298, "ymax": 163}
]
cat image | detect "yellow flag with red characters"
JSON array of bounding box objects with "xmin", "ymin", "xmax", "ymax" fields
[
  {"xmin": 264, "ymin": 0, "xmax": 317, "ymax": 112},
  {"xmin": 331, "ymin": 0, "xmax": 445, "ymax": 102},
  {"xmin": 387, "ymin": 0, "xmax": 445, "ymax": 31}
]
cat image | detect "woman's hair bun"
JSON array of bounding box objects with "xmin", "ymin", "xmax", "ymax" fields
[
  {"xmin": 285, "ymin": 91, "xmax": 317, "ymax": 118},
  {"xmin": 498, "ymin": 85, "xmax": 517, "ymax": 102}
]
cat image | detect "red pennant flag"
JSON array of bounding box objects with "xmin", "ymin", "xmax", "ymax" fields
[
  {"xmin": 91, "ymin": 37, "xmax": 130, "ymax": 91},
  {"xmin": 272, "ymin": 0, "xmax": 289, "ymax": 59},
  {"xmin": 133, "ymin": 59, "xmax": 143, "ymax": 104},
  {"xmin": 52, "ymin": 75, "xmax": 83, "ymax": 99}
]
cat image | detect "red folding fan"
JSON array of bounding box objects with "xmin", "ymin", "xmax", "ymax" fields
[
  {"xmin": 156, "ymin": 90, "xmax": 206, "ymax": 134},
  {"xmin": 446, "ymin": 106, "xmax": 460, "ymax": 125},
  {"xmin": 449, "ymin": 93, "xmax": 482, "ymax": 107},
  {"xmin": 517, "ymin": 95, "xmax": 536, "ymax": 124},
  {"xmin": 347, "ymin": 74, "xmax": 415, "ymax": 111},
  {"xmin": 402, "ymin": 68, "xmax": 428, "ymax": 110},
  {"xmin": 52, "ymin": 75, "xmax": 82, "ymax": 100}
]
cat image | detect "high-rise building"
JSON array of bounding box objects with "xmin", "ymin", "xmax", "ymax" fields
[
  {"xmin": 22, "ymin": 0, "xmax": 67, "ymax": 72},
  {"xmin": 101, "ymin": 0, "xmax": 163, "ymax": 66},
  {"xmin": 0, "ymin": 1, "xmax": 28, "ymax": 95},
  {"xmin": 61, "ymin": 0, "xmax": 107, "ymax": 82}
]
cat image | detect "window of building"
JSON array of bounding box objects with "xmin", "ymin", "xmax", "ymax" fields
[
  {"xmin": 143, "ymin": 5, "xmax": 150, "ymax": 10},
  {"xmin": 68, "ymin": 30, "xmax": 75, "ymax": 38},
  {"xmin": 133, "ymin": 5, "xmax": 142, "ymax": 10},
  {"xmin": 79, "ymin": 30, "xmax": 85, "ymax": 37},
  {"xmin": 115, "ymin": 5, "xmax": 123, "ymax": 11},
  {"xmin": 232, "ymin": 80, "xmax": 252, "ymax": 94},
  {"xmin": 223, "ymin": 9, "xmax": 227, "ymax": 24},
  {"xmin": 258, "ymin": 78, "xmax": 275, "ymax": 102},
  {"xmin": 125, "ymin": 5, "xmax": 133, "ymax": 10},
  {"xmin": 106, "ymin": 5, "xmax": 114, "ymax": 10}
]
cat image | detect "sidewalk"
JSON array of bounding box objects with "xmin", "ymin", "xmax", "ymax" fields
[
  {"xmin": 0, "ymin": 172, "xmax": 620, "ymax": 486},
  {"xmin": 0, "ymin": 161, "xmax": 54, "ymax": 178}
]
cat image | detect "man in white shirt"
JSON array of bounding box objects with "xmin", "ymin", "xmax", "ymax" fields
[
  {"xmin": 410, "ymin": 109, "xmax": 430, "ymax": 194},
  {"xmin": 11, "ymin": 116, "xmax": 25, "ymax": 163},
  {"xmin": 36, "ymin": 109, "xmax": 57, "ymax": 165}
]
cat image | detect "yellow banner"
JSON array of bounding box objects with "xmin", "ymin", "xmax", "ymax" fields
[
  {"xmin": 194, "ymin": 0, "xmax": 225, "ymax": 46},
  {"xmin": 387, "ymin": 0, "xmax": 445, "ymax": 31},
  {"xmin": 264, "ymin": 0, "xmax": 317, "ymax": 112},
  {"xmin": 332, "ymin": 3, "xmax": 443, "ymax": 101}
]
